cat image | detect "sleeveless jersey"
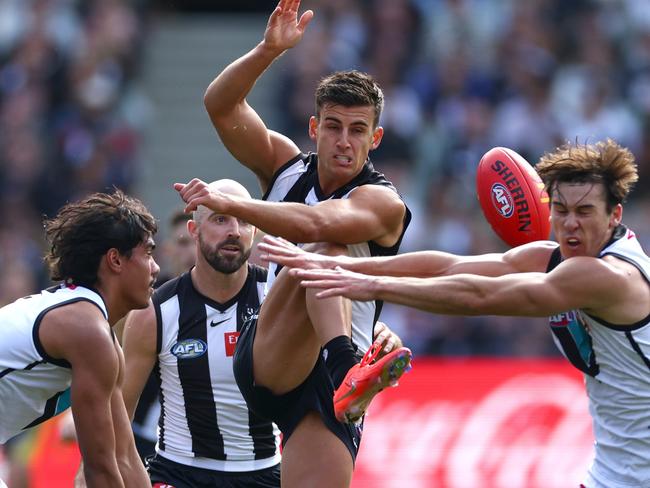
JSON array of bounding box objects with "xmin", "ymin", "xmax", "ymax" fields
[
  {"xmin": 263, "ymin": 153, "xmax": 411, "ymax": 353},
  {"xmin": 547, "ymin": 225, "xmax": 650, "ymax": 487},
  {"xmin": 153, "ymin": 265, "xmax": 281, "ymax": 472},
  {"xmin": 0, "ymin": 284, "xmax": 107, "ymax": 443}
]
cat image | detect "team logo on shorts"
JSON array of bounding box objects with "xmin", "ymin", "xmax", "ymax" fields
[
  {"xmin": 490, "ymin": 183, "xmax": 514, "ymax": 218},
  {"xmin": 171, "ymin": 338, "xmax": 207, "ymax": 359}
]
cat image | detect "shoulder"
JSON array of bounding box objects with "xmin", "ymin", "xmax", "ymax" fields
[
  {"xmin": 348, "ymin": 184, "xmax": 406, "ymax": 209},
  {"xmin": 550, "ymin": 255, "xmax": 633, "ymax": 293},
  {"xmin": 40, "ymin": 301, "xmax": 116, "ymax": 366}
]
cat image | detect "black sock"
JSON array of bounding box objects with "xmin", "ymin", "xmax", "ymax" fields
[{"xmin": 323, "ymin": 335, "xmax": 359, "ymax": 389}]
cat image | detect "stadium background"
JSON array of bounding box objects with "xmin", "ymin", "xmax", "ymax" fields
[{"xmin": 1, "ymin": 0, "xmax": 648, "ymax": 486}]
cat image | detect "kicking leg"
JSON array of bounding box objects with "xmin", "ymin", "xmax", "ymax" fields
[{"xmin": 252, "ymin": 242, "xmax": 352, "ymax": 394}]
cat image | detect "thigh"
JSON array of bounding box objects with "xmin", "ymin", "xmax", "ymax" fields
[
  {"xmin": 253, "ymin": 266, "xmax": 321, "ymax": 394},
  {"xmin": 281, "ymin": 411, "xmax": 354, "ymax": 488}
]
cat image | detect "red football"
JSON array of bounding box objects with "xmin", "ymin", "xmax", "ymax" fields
[{"xmin": 476, "ymin": 147, "xmax": 551, "ymax": 247}]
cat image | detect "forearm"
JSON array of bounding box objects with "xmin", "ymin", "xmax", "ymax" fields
[
  {"xmin": 372, "ymin": 273, "xmax": 550, "ymax": 317},
  {"xmin": 373, "ymin": 275, "xmax": 486, "ymax": 315},
  {"xmin": 227, "ymin": 198, "xmax": 332, "ymax": 243},
  {"xmin": 204, "ymin": 42, "xmax": 283, "ymax": 117},
  {"xmin": 343, "ymin": 251, "xmax": 459, "ymax": 277}
]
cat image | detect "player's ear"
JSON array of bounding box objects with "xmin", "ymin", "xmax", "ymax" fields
[
  {"xmin": 188, "ymin": 218, "xmax": 199, "ymax": 239},
  {"xmin": 105, "ymin": 248, "xmax": 123, "ymax": 273},
  {"xmin": 308, "ymin": 116, "xmax": 318, "ymax": 140},
  {"xmin": 370, "ymin": 126, "xmax": 383, "ymax": 150},
  {"xmin": 611, "ymin": 203, "xmax": 623, "ymax": 227}
]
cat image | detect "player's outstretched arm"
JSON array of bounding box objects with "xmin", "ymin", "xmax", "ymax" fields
[
  {"xmin": 291, "ymin": 256, "xmax": 629, "ymax": 319},
  {"xmin": 204, "ymin": 0, "xmax": 312, "ymax": 187},
  {"xmin": 261, "ymin": 235, "xmax": 556, "ymax": 278}
]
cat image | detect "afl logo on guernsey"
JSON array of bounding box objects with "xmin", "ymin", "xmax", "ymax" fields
[
  {"xmin": 171, "ymin": 339, "xmax": 207, "ymax": 359},
  {"xmin": 490, "ymin": 183, "xmax": 514, "ymax": 218}
]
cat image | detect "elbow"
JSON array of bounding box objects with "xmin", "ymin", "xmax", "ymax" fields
[
  {"xmin": 203, "ymin": 83, "xmax": 227, "ymax": 119},
  {"xmin": 204, "ymin": 87, "xmax": 220, "ymax": 117}
]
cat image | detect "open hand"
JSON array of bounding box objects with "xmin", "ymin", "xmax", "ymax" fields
[
  {"xmin": 264, "ymin": 0, "xmax": 314, "ymax": 53},
  {"xmin": 290, "ymin": 266, "xmax": 380, "ymax": 301},
  {"xmin": 258, "ymin": 235, "xmax": 340, "ymax": 270}
]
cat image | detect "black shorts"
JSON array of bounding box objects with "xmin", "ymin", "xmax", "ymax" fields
[
  {"xmin": 233, "ymin": 318, "xmax": 363, "ymax": 462},
  {"xmin": 147, "ymin": 454, "xmax": 280, "ymax": 488}
]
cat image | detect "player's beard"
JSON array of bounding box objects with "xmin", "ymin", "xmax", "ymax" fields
[{"xmin": 199, "ymin": 235, "xmax": 251, "ymax": 274}]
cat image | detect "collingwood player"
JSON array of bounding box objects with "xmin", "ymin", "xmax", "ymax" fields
[{"xmin": 121, "ymin": 180, "xmax": 281, "ymax": 488}]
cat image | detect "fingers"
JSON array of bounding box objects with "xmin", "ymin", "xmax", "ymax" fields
[{"xmin": 297, "ymin": 9, "xmax": 314, "ymax": 31}]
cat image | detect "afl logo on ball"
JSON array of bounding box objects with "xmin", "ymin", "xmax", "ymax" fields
[{"xmin": 490, "ymin": 183, "xmax": 514, "ymax": 218}]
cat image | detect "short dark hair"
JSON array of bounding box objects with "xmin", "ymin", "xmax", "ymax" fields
[
  {"xmin": 536, "ymin": 139, "xmax": 638, "ymax": 211},
  {"xmin": 44, "ymin": 190, "xmax": 157, "ymax": 286},
  {"xmin": 314, "ymin": 70, "xmax": 384, "ymax": 127}
]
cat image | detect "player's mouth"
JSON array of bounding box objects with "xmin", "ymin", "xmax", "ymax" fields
[
  {"xmin": 219, "ymin": 244, "xmax": 241, "ymax": 256},
  {"xmin": 565, "ymin": 237, "xmax": 581, "ymax": 249},
  {"xmin": 334, "ymin": 155, "xmax": 353, "ymax": 165}
]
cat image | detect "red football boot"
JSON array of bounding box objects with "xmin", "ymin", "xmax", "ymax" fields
[{"xmin": 333, "ymin": 343, "xmax": 412, "ymax": 423}]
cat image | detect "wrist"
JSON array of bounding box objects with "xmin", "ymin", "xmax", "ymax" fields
[
  {"xmin": 371, "ymin": 276, "xmax": 386, "ymax": 300},
  {"xmin": 255, "ymin": 41, "xmax": 285, "ymax": 61}
]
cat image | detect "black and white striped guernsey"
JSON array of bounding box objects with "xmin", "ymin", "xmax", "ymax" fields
[
  {"xmin": 263, "ymin": 152, "xmax": 412, "ymax": 353},
  {"xmin": 152, "ymin": 264, "xmax": 281, "ymax": 472}
]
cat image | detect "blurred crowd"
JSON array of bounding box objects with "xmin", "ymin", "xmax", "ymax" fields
[
  {"xmin": 0, "ymin": 0, "xmax": 150, "ymax": 305},
  {"xmin": 1, "ymin": 0, "xmax": 650, "ymax": 360}
]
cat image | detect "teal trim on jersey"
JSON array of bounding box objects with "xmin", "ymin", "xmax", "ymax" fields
[
  {"xmin": 55, "ymin": 387, "xmax": 71, "ymax": 415},
  {"xmin": 567, "ymin": 319, "xmax": 595, "ymax": 365}
]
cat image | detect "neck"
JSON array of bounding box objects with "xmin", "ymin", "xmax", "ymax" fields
[
  {"xmin": 92, "ymin": 284, "xmax": 127, "ymax": 327},
  {"xmin": 191, "ymin": 260, "xmax": 249, "ymax": 304}
]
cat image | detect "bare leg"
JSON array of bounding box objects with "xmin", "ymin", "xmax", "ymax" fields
[
  {"xmin": 253, "ymin": 242, "xmax": 350, "ymax": 394},
  {"xmin": 281, "ymin": 411, "xmax": 353, "ymax": 488},
  {"xmin": 251, "ymin": 243, "xmax": 356, "ymax": 487}
]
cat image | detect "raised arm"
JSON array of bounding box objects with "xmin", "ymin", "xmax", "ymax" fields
[
  {"xmin": 259, "ymin": 235, "xmax": 557, "ymax": 277},
  {"xmin": 292, "ymin": 255, "xmax": 636, "ymax": 320},
  {"xmin": 121, "ymin": 304, "xmax": 157, "ymax": 420},
  {"xmin": 175, "ymin": 179, "xmax": 407, "ymax": 247},
  {"xmin": 204, "ymin": 0, "xmax": 313, "ymax": 188}
]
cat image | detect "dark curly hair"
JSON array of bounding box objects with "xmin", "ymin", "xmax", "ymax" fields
[
  {"xmin": 44, "ymin": 190, "xmax": 157, "ymax": 287},
  {"xmin": 536, "ymin": 139, "xmax": 638, "ymax": 211},
  {"xmin": 314, "ymin": 70, "xmax": 384, "ymax": 128}
]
